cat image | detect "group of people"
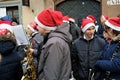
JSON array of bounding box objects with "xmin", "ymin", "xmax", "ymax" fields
[{"xmin": 0, "ymin": 8, "xmax": 120, "ymax": 80}]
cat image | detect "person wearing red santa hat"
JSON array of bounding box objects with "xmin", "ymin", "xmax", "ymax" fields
[
  {"xmin": 0, "ymin": 24, "xmax": 23, "ymax": 80},
  {"xmin": 34, "ymin": 8, "xmax": 72, "ymax": 80},
  {"xmin": 86, "ymin": 14, "xmax": 97, "ymax": 23},
  {"xmin": 100, "ymin": 15, "xmax": 112, "ymax": 43},
  {"xmin": 62, "ymin": 16, "xmax": 81, "ymax": 41},
  {"xmin": 86, "ymin": 14, "xmax": 101, "ymax": 36},
  {"xmin": 71, "ymin": 18, "xmax": 106, "ymax": 80},
  {"xmin": 94, "ymin": 17, "xmax": 120, "ymax": 80},
  {"xmin": 27, "ymin": 22, "xmax": 43, "ymax": 70}
]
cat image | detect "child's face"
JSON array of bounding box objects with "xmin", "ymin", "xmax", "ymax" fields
[{"xmin": 84, "ymin": 26, "xmax": 95, "ymax": 39}]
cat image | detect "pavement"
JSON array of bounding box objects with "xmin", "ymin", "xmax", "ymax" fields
[{"xmin": 22, "ymin": 6, "xmax": 35, "ymax": 28}]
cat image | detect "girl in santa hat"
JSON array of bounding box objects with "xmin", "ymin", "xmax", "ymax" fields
[
  {"xmin": 94, "ymin": 17, "xmax": 120, "ymax": 80},
  {"xmin": 71, "ymin": 18, "xmax": 106, "ymax": 80},
  {"xmin": 0, "ymin": 24, "xmax": 23, "ymax": 80}
]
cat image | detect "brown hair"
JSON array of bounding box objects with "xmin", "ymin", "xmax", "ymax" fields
[{"xmin": 0, "ymin": 30, "xmax": 16, "ymax": 44}]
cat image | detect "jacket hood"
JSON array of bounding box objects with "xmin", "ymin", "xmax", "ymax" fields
[
  {"xmin": 0, "ymin": 40, "xmax": 16, "ymax": 55},
  {"xmin": 48, "ymin": 22, "xmax": 72, "ymax": 44}
]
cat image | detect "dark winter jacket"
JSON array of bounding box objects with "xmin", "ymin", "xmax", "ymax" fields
[
  {"xmin": 0, "ymin": 40, "xmax": 23, "ymax": 80},
  {"xmin": 71, "ymin": 35, "xmax": 106, "ymax": 80},
  {"xmin": 38, "ymin": 22, "xmax": 72, "ymax": 80},
  {"xmin": 95, "ymin": 35, "xmax": 120, "ymax": 79}
]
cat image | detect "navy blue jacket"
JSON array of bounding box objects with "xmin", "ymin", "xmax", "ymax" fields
[
  {"xmin": 95, "ymin": 41, "xmax": 120, "ymax": 79},
  {"xmin": 0, "ymin": 40, "xmax": 23, "ymax": 80},
  {"xmin": 71, "ymin": 35, "xmax": 106, "ymax": 80}
]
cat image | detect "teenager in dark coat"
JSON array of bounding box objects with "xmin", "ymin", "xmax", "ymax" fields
[{"xmin": 71, "ymin": 18, "xmax": 106, "ymax": 80}]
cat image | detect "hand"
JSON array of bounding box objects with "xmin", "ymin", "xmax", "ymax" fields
[{"xmin": 29, "ymin": 48, "xmax": 34, "ymax": 53}]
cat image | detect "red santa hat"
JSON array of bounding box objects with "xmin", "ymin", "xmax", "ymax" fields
[
  {"xmin": 86, "ymin": 14, "xmax": 97, "ymax": 23},
  {"xmin": 69, "ymin": 17, "xmax": 75, "ymax": 22},
  {"xmin": 35, "ymin": 8, "xmax": 63, "ymax": 31},
  {"xmin": 105, "ymin": 17, "xmax": 120, "ymax": 31},
  {"xmin": 63, "ymin": 16, "xmax": 75, "ymax": 23},
  {"xmin": 102, "ymin": 15, "xmax": 108, "ymax": 20},
  {"xmin": 0, "ymin": 24, "xmax": 13, "ymax": 33},
  {"xmin": 0, "ymin": 20, "xmax": 11, "ymax": 25},
  {"xmin": 81, "ymin": 18, "xmax": 95, "ymax": 32},
  {"xmin": 27, "ymin": 22, "xmax": 37, "ymax": 32},
  {"xmin": 63, "ymin": 16, "xmax": 69, "ymax": 23}
]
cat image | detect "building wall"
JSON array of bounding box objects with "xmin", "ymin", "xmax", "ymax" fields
[
  {"xmin": 29, "ymin": 0, "xmax": 54, "ymax": 16},
  {"xmin": 29, "ymin": 0, "xmax": 44, "ymax": 16},
  {"xmin": 102, "ymin": 0, "xmax": 120, "ymax": 17}
]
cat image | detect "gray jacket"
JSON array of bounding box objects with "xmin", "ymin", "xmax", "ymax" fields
[{"xmin": 38, "ymin": 23, "xmax": 72, "ymax": 80}]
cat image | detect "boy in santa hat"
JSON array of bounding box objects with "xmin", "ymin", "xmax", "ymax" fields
[
  {"xmin": 94, "ymin": 17, "xmax": 120, "ymax": 80},
  {"xmin": 71, "ymin": 18, "xmax": 106, "ymax": 80},
  {"xmin": 27, "ymin": 22, "xmax": 43, "ymax": 70},
  {"xmin": 86, "ymin": 14, "xmax": 101, "ymax": 37},
  {"xmin": 34, "ymin": 8, "xmax": 72, "ymax": 80}
]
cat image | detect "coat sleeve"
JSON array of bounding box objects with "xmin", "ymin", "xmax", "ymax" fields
[
  {"xmin": 43, "ymin": 42, "xmax": 63, "ymax": 80},
  {"xmin": 95, "ymin": 52, "xmax": 120, "ymax": 72}
]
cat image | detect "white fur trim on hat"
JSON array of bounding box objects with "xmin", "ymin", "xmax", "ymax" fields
[
  {"xmin": 82, "ymin": 23, "xmax": 95, "ymax": 32},
  {"xmin": 27, "ymin": 24, "xmax": 35, "ymax": 32},
  {"xmin": 105, "ymin": 20, "xmax": 120, "ymax": 31},
  {"xmin": 86, "ymin": 17, "xmax": 93, "ymax": 21},
  {"xmin": 63, "ymin": 20, "xmax": 69, "ymax": 23},
  {"xmin": 69, "ymin": 18, "xmax": 75, "ymax": 22},
  {"xmin": 35, "ymin": 17, "xmax": 57, "ymax": 31},
  {"xmin": 0, "ymin": 24, "xmax": 13, "ymax": 33}
]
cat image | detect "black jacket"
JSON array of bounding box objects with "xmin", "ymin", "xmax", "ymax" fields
[
  {"xmin": 0, "ymin": 40, "xmax": 23, "ymax": 80},
  {"xmin": 71, "ymin": 35, "xmax": 106, "ymax": 80}
]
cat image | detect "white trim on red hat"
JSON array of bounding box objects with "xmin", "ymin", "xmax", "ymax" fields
[
  {"xmin": 82, "ymin": 23, "xmax": 95, "ymax": 32},
  {"xmin": 0, "ymin": 24, "xmax": 13, "ymax": 33},
  {"xmin": 35, "ymin": 17, "xmax": 57, "ymax": 31},
  {"xmin": 86, "ymin": 17, "xmax": 93, "ymax": 21},
  {"xmin": 63, "ymin": 20, "xmax": 69, "ymax": 23},
  {"xmin": 69, "ymin": 18, "xmax": 75, "ymax": 22},
  {"xmin": 27, "ymin": 24, "xmax": 35, "ymax": 32},
  {"xmin": 105, "ymin": 20, "xmax": 120, "ymax": 31}
]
